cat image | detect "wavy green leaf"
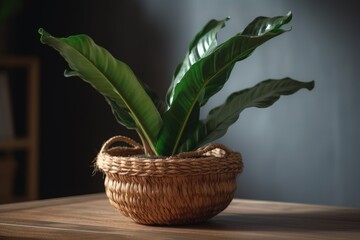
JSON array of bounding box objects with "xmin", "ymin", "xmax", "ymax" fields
[
  {"xmin": 38, "ymin": 28, "xmax": 162, "ymax": 154},
  {"xmin": 179, "ymin": 78, "xmax": 315, "ymax": 151},
  {"xmin": 242, "ymin": 12, "xmax": 292, "ymax": 36},
  {"xmin": 166, "ymin": 18, "xmax": 229, "ymax": 106},
  {"xmin": 156, "ymin": 12, "xmax": 292, "ymax": 156},
  {"xmin": 105, "ymin": 81, "xmax": 164, "ymax": 130}
]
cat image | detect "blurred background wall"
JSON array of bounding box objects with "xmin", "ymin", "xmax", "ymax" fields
[{"xmin": 2, "ymin": 0, "xmax": 359, "ymax": 207}]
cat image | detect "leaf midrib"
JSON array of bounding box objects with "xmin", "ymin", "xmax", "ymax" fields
[
  {"xmin": 208, "ymin": 80, "xmax": 309, "ymax": 132},
  {"xmin": 173, "ymin": 34, "xmax": 283, "ymax": 153},
  {"xmin": 171, "ymin": 41, "xmax": 248, "ymax": 155},
  {"xmin": 53, "ymin": 35, "xmax": 158, "ymax": 150}
]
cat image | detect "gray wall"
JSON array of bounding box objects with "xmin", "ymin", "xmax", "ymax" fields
[{"xmin": 140, "ymin": 0, "xmax": 360, "ymax": 207}]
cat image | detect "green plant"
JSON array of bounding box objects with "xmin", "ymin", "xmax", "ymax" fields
[{"xmin": 39, "ymin": 11, "xmax": 314, "ymax": 156}]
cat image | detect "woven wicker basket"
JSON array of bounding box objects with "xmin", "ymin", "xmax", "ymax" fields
[{"xmin": 96, "ymin": 135, "xmax": 243, "ymax": 225}]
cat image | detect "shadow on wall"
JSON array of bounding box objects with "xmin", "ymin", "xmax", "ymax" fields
[{"xmin": 10, "ymin": 0, "xmax": 170, "ymax": 199}]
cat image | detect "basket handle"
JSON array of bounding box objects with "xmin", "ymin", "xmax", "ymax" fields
[
  {"xmin": 175, "ymin": 143, "xmax": 233, "ymax": 158},
  {"xmin": 100, "ymin": 135, "xmax": 143, "ymax": 153}
]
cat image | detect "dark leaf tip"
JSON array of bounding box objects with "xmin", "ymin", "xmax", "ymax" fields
[
  {"xmin": 307, "ymin": 80, "xmax": 315, "ymax": 90},
  {"xmin": 284, "ymin": 11, "xmax": 293, "ymax": 24},
  {"xmin": 38, "ymin": 28, "xmax": 51, "ymax": 44}
]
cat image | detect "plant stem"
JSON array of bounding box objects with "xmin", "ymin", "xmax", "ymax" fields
[{"xmin": 136, "ymin": 130, "xmax": 157, "ymax": 156}]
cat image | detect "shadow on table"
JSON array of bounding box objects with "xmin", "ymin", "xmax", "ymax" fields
[{"xmin": 176, "ymin": 209, "xmax": 360, "ymax": 232}]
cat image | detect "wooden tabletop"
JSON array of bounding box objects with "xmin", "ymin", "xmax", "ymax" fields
[{"xmin": 0, "ymin": 193, "xmax": 359, "ymax": 239}]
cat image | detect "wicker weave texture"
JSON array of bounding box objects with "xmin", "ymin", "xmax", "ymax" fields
[{"xmin": 96, "ymin": 136, "xmax": 243, "ymax": 225}]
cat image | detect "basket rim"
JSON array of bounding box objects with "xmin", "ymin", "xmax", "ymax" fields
[{"xmin": 95, "ymin": 136, "xmax": 243, "ymax": 177}]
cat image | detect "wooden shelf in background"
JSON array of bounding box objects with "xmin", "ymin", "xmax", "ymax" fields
[
  {"xmin": 0, "ymin": 55, "xmax": 39, "ymax": 202},
  {"xmin": 0, "ymin": 138, "xmax": 29, "ymax": 150}
]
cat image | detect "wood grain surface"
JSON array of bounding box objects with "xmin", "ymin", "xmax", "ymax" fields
[{"xmin": 0, "ymin": 193, "xmax": 359, "ymax": 239}]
